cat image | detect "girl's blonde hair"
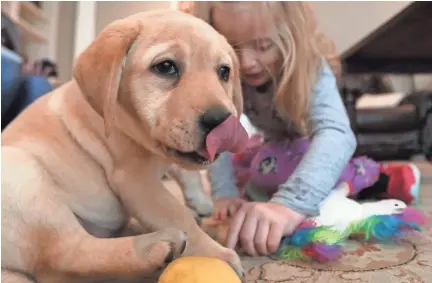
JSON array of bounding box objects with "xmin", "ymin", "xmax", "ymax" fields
[{"xmin": 179, "ymin": 1, "xmax": 341, "ymax": 131}]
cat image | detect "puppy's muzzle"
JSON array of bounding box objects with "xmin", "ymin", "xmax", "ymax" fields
[
  {"xmin": 198, "ymin": 107, "xmax": 248, "ymax": 162},
  {"xmin": 199, "ymin": 108, "xmax": 232, "ymax": 136},
  {"xmin": 169, "ymin": 107, "xmax": 248, "ymax": 166}
]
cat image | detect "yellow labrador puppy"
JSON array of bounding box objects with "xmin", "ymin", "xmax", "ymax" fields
[{"xmin": 2, "ymin": 10, "xmax": 247, "ymax": 283}]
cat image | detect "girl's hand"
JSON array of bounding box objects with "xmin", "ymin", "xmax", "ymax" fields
[
  {"xmin": 213, "ymin": 197, "xmax": 247, "ymax": 221},
  {"xmin": 225, "ymin": 202, "xmax": 306, "ymax": 256}
]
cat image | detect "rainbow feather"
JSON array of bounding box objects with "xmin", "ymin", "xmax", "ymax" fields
[
  {"xmin": 309, "ymin": 243, "xmax": 344, "ymax": 262},
  {"xmin": 279, "ymin": 226, "xmax": 345, "ymax": 262},
  {"xmin": 278, "ymin": 207, "xmax": 426, "ymax": 263}
]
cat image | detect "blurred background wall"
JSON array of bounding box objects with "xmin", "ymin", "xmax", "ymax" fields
[{"xmin": 2, "ymin": 1, "xmax": 430, "ymax": 90}]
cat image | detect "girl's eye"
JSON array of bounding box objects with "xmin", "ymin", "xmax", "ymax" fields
[
  {"xmin": 152, "ymin": 60, "xmax": 179, "ymax": 77},
  {"xmin": 256, "ymin": 39, "xmax": 274, "ymax": 52},
  {"xmin": 217, "ymin": 65, "xmax": 231, "ymax": 82}
]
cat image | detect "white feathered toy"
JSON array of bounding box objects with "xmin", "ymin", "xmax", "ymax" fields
[{"xmin": 278, "ymin": 182, "xmax": 426, "ymax": 263}]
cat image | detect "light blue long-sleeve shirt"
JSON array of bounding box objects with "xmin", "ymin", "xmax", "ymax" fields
[{"xmin": 208, "ymin": 60, "xmax": 357, "ymax": 216}]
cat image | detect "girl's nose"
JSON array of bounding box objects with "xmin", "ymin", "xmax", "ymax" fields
[{"xmin": 238, "ymin": 49, "xmax": 260, "ymax": 73}]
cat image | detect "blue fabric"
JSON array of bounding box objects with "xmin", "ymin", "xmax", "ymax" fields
[
  {"xmin": 209, "ymin": 60, "xmax": 357, "ymax": 216},
  {"xmin": 209, "ymin": 151, "xmax": 240, "ymax": 199},
  {"xmin": 1, "ymin": 47, "xmax": 23, "ymax": 117},
  {"xmin": 18, "ymin": 75, "xmax": 53, "ymax": 112},
  {"xmin": 2, "ymin": 75, "xmax": 53, "ymax": 130}
]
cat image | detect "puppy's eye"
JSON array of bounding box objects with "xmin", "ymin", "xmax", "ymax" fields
[
  {"xmin": 152, "ymin": 60, "xmax": 179, "ymax": 77},
  {"xmin": 217, "ymin": 65, "xmax": 230, "ymax": 82}
]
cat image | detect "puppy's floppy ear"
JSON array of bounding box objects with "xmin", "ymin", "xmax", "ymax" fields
[
  {"xmin": 230, "ymin": 50, "xmax": 243, "ymax": 116},
  {"xmin": 73, "ymin": 18, "xmax": 142, "ymax": 137}
]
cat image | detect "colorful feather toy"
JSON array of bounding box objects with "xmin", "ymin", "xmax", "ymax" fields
[{"xmin": 278, "ymin": 183, "xmax": 427, "ymax": 263}]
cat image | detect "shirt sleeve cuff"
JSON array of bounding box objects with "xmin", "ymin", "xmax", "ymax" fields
[
  {"xmin": 270, "ymin": 185, "xmax": 321, "ymax": 216},
  {"xmin": 208, "ymin": 152, "xmax": 240, "ymax": 200}
]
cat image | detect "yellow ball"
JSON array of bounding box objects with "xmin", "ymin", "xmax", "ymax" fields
[{"xmin": 158, "ymin": 256, "xmax": 242, "ymax": 283}]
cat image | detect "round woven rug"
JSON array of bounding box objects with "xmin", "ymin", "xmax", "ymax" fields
[{"xmin": 240, "ymin": 226, "xmax": 432, "ymax": 283}]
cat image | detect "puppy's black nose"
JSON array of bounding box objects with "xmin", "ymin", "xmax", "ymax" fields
[{"xmin": 199, "ymin": 108, "xmax": 231, "ymax": 135}]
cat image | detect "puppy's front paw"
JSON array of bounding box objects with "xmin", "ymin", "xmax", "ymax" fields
[
  {"xmin": 180, "ymin": 227, "xmax": 244, "ymax": 278},
  {"xmin": 185, "ymin": 242, "xmax": 244, "ymax": 278},
  {"xmin": 219, "ymin": 248, "xmax": 244, "ymax": 279},
  {"xmin": 188, "ymin": 197, "xmax": 214, "ymax": 217},
  {"xmin": 135, "ymin": 228, "xmax": 188, "ymax": 269}
]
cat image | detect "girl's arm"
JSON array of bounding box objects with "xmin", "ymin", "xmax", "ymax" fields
[
  {"xmin": 270, "ymin": 59, "xmax": 357, "ymax": 216},
  {"xmin": 208, "ymin": 152, "xmax": 239, "ymax": 199}
]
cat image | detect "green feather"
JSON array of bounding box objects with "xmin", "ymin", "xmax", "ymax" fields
[
  {"xmin": 355, "ymin": 216, "xmax": 382, "ymax": 240},
  {"xmin": 279, "ymin": 246, "xmax": 307, "ymax": 260},
  {"xmin": 311, "ymin": 227, "xmax": 345, "ymax": 245}
]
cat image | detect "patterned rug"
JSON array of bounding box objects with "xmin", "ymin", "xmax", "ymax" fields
[
  {"xmin": 240, "ymin": 234, "xmax": 432, "ymax": 282},
  {"xmin": 142, "ymin": 162, "xmax": 432, "ymax": 283},
  {"xmin": 242, "ymin": 162, "xmax": 432, "ymax": 283}
]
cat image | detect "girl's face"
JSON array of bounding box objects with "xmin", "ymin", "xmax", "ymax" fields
[{"xmin": 212, "ymin": 5, "xmax": 282, "ymax": 87}]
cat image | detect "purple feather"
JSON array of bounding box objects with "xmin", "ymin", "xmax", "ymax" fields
[
  {"xmin": 304, "ymin": 243, "xmax": 343, "ymax": 263},
  {"xmin": 397, "ymin": 207, "xmax": 427, "ymax": 226}
]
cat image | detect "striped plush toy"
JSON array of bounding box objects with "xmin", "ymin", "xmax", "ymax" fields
[{"xmin": 278, "ymin": 183, "xmax": 426, "ymax": 263}]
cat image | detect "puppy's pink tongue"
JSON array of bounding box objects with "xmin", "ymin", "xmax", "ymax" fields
[{"xmin": 205, "ymin": 115, "xmax": 248, "ymax": 162}]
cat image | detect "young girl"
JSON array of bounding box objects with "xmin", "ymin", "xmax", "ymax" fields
[
  {"xmin": 181, "ymin": 2, "xmax": 420, "ymax": 257},
  {"xmin": 230, "ymin": 120, "xmax": 420, "ymax": 206}
]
